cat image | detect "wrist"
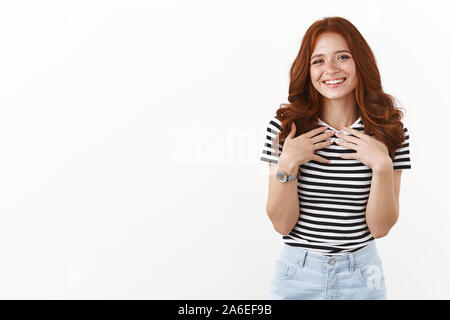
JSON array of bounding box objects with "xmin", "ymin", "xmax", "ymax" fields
[
  {"xmin": 372, "ymin": 157, "xmax": 393, "ymax": 174},
  {"xmin": 278, "ymin": 158, "xmax": 299, "ymax": 176}
]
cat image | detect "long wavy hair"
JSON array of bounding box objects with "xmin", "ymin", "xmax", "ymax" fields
[{"xmin": 276, "ymin": 16, "xmax": 406, "ymax": 160}]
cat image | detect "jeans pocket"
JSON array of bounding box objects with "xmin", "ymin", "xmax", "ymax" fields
[
  {"xmin": 355, "ymin": 257, "xmax": 385, "ymax": 290},
  {"xmin": 273, "ymin": 259, "xmax": 299, "ymax": 280}
]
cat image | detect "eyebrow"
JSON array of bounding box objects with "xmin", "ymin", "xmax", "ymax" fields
[{"xmin": 310, "ymin": 50, "xmax": 352, "ymax": 61}]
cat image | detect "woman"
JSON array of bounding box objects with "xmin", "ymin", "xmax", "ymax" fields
[{"xmin": 260, "ymin": 16, "xmax": 411, "ymax": 300}]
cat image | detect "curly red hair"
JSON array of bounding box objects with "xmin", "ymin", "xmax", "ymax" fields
[{"xmin": 276, "ymin": 16, "xmax": 406, "ymax": 160}]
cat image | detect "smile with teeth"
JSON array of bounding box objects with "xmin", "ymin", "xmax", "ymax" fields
[{"xmin": 323, "ymin": 78, "xmax": 346, "ymax": 85}]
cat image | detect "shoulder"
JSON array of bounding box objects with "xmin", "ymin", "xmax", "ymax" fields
[
  {"xmin": 398, "ymin": 119, "xmax": 410, "ymax": 141},
  {"xmin": 268, "ymin": 116, "xmax": 281, "ymax": 132},
  {"xmin": 264, "ymin": 108, "xmax": 282, "ymax": 133}
]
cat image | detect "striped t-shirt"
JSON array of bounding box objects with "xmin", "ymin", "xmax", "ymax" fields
[{"xmin": 260, "ymin": 113, "xmax": 411, "ymax": 256}]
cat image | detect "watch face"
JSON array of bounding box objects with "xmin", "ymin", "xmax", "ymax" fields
[{"xmin": 277, "ymin": 171, "xmax": 288, "ymax": 182}]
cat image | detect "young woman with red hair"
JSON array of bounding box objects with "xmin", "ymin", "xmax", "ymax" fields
[{"xmin": 260, "ymin": 16, "xmax": 411, "ymax": 300}]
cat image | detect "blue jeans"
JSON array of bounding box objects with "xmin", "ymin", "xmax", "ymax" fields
[{"xmin": 266, "ymin": 241, "xmax": 387, "ymax": 300}]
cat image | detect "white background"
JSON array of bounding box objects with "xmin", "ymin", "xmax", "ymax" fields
[{"xmin": 0, "ymin": 0, "xmax": 447, "ymax": 299}]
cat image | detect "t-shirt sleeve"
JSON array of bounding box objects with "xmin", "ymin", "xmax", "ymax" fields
[
  {"xmin": 260, "ymin": 116, "xmax": 283, "ymax": 165},
  {"xmin": 393, "ymin": 125, "xmax": 411, "ymax": 170}
]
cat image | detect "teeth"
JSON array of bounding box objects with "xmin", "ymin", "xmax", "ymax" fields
[{"xmin": 324, "ymin": 79, "xmax": 345, "ymax": 85}]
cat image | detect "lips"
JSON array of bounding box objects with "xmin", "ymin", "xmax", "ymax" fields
[{"xmin": 322, "ymin": 77, "xmax": 346, "ymax": 84}]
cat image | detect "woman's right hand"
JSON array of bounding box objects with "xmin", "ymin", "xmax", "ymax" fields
[{"xmin": 279, "ymin": 122, "xmax": 335, "ymax": 167}]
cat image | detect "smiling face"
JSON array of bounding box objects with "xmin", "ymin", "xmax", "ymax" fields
[{"xmin": 310, "ymin": 32, "xmax": 358, "ymax": 101}]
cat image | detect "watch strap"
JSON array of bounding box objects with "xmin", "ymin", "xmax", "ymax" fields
[
  {"xmin": 285, "ymin": 171, "xmax": 299, "ymax": 182},
  {"xmin": 276, "ymin": 170, "xmax": 299, "ymax": 183}
]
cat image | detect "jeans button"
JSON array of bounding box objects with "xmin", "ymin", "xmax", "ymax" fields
[{"xmin": 329, "ymin": 259, "xmax": 336, "ymax": 265}]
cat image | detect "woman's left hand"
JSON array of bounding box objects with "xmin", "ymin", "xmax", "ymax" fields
[{"xmin": 334, "ymin": 127, "xmax": 392, "ymax": 172}]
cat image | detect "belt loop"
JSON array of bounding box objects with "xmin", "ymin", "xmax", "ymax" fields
[
  {"xmin": 296, "ymin": 250, "xmax": 307, "ymax": 268},
  {"xmin": 348, "ymin": 253, "xmax": 355, "ymax": 272},
  {"xmin": 301, "ymin": 250, "xmax": 307, "ymax": 268}
]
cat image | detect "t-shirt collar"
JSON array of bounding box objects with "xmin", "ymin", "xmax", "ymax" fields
[{"xmin": 317, "ymin": 116, "xmax": 361, "ymax": 133}]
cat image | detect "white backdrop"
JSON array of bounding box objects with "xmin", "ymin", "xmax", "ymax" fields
[{"xmin": 0, "ymin": 0, "xmax": 447, "ymax": 299}]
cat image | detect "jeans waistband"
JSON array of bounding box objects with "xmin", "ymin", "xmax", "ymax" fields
[{"xmin": 279, "ymin": 241, "xmax": 379, "ymax": 272}]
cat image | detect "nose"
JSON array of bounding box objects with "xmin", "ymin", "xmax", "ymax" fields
[
  {"xmin": 326, "ymin": 66, "xmax": 340, "ymax": 74},
  {"xmin": 325, "ymin": 60, "xmax": 340, "ymax": 74}
]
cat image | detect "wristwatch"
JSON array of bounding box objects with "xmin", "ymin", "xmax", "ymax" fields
[{"xmin": 276, "ymin": 170, "xmax": 299, "ymax": 183}]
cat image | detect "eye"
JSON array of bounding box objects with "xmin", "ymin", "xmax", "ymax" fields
[{"xmin": 312, "ymin": 55, "xmax": 350, "ymax": 65}]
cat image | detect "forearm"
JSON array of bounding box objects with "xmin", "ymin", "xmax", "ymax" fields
[
  {"xmin": 365, "ymin": 161, "xmax": 399, "ymax": 238},
  {"xmin": 266, "ymin": 160, "xmax": 300, "ymax": 235}
]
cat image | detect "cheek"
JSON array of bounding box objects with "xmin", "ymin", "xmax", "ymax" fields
[
  {"xmin": 309, "ymin": 69, "xmax": 321, "ymax": 83},
  {"xmin": 341, "ymin": 64, "xmax": 357, "ymax": 86},
  {"xmin": 347, "ymin": 69, "xmax": 358, "ymax": 86},
  {"xmin": 344, "ymin": 62, "xmax": 357, "ymax": 78}
]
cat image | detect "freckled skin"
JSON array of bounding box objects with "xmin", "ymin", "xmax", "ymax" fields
[{"xmin": 310, "ymin": 32, "xmax": 358, "ymax": 108}]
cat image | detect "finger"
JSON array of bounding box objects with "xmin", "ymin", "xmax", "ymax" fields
[
  {"xmin": 305, "ymin": 126, "xmax": 328, "ymax": 138},
  {"xmin": 335, "ymin": 131, "xmax": 359, "ymax": 144},
  {"xmin": 313, "ymin": 155, "xmax": 331, "ymax": 163},
  {"xmin": 313, "ymin": 139, "xmax": 334, "ymax": 150},
  {"xmin": 286, "ymin": 121, "xmax": 296, "ymax": 140},
  {"xmin": 312, "ymin": 130, "xmax": 335, "ymax": 144},
  {"xmin": 343, "ymin": 127, "xmax": 365, "ymax": 140},
  {"xmin": 335, "ymin": 139, "xmax": 357, "ymax": 150}
]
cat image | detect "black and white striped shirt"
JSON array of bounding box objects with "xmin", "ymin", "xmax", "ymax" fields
[{"xmin": 260, "ymin": 113, "xmax": 411, "ymax": 255}]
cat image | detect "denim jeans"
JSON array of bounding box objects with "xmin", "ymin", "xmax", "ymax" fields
[{"xmin": 266, "ymin": 241, "xmax": 387, "ymax": 300}]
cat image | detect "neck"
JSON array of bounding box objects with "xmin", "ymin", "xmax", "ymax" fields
[{"xmin": 319, "ymin": 94, "xmax": 359, "ymax": 131}]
